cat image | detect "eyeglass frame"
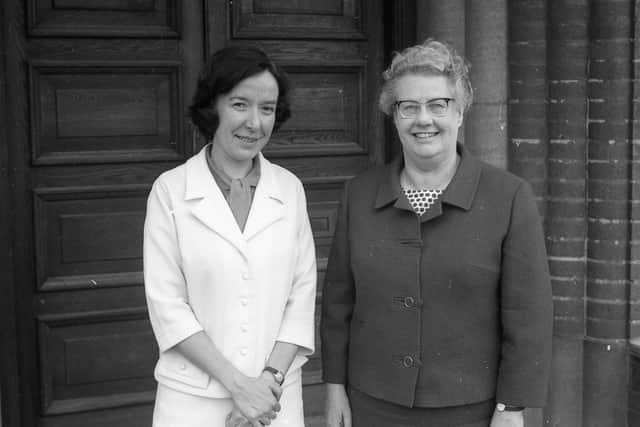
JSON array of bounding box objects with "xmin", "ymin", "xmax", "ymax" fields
[{"xmin": 393, "ymin": 98, "xmax": 455, "ymax": 119}]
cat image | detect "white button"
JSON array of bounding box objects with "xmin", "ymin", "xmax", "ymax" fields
[
  {"xmin": 241, "ymin": 324, "xmax": 248, "ymax": 332},
  {"xmin": 240, "ymin": 297, "xmax": 248, "ymax": 306},
  {"xmin": 240, "ymin": 348, "xmax": 248, "ymax": 356},
  {"xmin": 180, "ymin": 363, "xmax": 186, "ymax": 370},
  {"xmin": 242, "ymin": 272, "xmax": 250, "ymax": 280}
]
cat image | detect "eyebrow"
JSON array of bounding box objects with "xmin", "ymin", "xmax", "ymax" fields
[
  {"xmin": 396, "ymin": 97, "xmax": 453, "ymax": 103},
  {"xmin": 228, "ymin": 95, "xmax": 277, "ymax": 104}
]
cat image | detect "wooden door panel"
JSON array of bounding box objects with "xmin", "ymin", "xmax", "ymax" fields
[
  {"xmin": 265, "ymin": 66, "xmax": 366, "ymax": 156},
  {"xmin": 29, "ymin": 61, "xmax": 184, "ymax": 165},
  {"xmin": 232, "ymin": 0, "xmax": 363, "ymax": 39},
  {"xmin": 27, "ymin": 0, "xmax": 180, "ymax": 38},
  {"xmin": 33, "ymin": 185, "xmax": 148, "ymax": 291},
  {"xmin": 38, "ymin": 309, "xmax": 156, "ymax": 415}
]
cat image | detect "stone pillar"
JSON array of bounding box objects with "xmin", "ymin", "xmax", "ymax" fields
[
  {"xmin": 545, "ymin": 1, "xmax": 589, "ymax": 426},
  {"xmin": 464, "ymin": 0, "xmax": 507, "ymax": 168},
  {"xmin": 585, "ymin": 0, "xmax": 634, "ymax": 425},
  {"xmin": 507, "ymin": 0, "xmax": 547, "ymax": 211},
  {"xmin": 415, "ymin": 0, "xmax": 465, "ymax": 52},
  {"xmin": 507, "ymin": 3, "xmax": 548, "ymax": 423}
]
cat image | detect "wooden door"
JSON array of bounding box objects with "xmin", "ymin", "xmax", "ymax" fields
[
  {"xmin": 204, "ymin": 1, "xmax": 386, "ymax": 423},
  {"xmin": 3, "ymin": 1, "xmax": 385, "ymax": 426}
]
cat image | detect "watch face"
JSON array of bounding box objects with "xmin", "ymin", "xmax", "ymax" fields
[
  {"xmin": 274, "ymin": 372, "xmax": 284, "ymax": 384},
  {"xmin": 496, "ymin": 403, "xmax": 506, "ymax": 412}
]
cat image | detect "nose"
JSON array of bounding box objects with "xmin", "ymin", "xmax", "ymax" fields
[
  {"xmin": 416, "ymin": 104, "xmax": 434, "ymax": 124},
  {"xmin": 245, "ymin": 106, "xmax": 260, "ymax": 130}
]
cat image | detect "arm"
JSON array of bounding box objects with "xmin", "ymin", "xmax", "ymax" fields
[
  {"xmin": 144, "ymin": 180, "xmax": 279, "ymax": 425},
  {"xmin": 320, "ymin": 181, "xmax": 355, "ymax": 427},
  {"xmin": 496, "ymin": 182, "xmax": 553, "ymax": 407},
  {"xmin": 274, "ymin": 181, "xmax": 317, "ymax": 355}
]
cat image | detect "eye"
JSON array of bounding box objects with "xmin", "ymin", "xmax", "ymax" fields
[
  {"xmin": 231, "ymin": 101, "xmax": 248, "ymax": 111},
  {"xmin": 428, "ymin": 99, "xmax": 451, "ymax": 114},
  {"xmin": 400, "ymin": 102, "xmax": 420, "ymax": 115},
  {"xmin": 261, "ymin": 105, "xmax": 276, "ymax": 115}
]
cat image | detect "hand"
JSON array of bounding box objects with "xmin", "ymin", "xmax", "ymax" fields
[
  {"xmin": 325, "ymin": 383, "xmax": 351, "ymax": 427},
  {"xmin": 228, "ymin": 373, "xmax": 282, "ymax": 426},
  {"xmin": 490, "ymin": 407, "xmax": 524, "ymax": 427},
  {"xmin": 225, "ymin": 407, "xmax": 252, "ymax": 427},
  {"xmin": 260, "ymin": 370, "xmax": 283, "ymax": 401}
]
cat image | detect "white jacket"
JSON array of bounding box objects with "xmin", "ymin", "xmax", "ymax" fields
[{"xmin": 143, "ymin": 146, "xmax": 317, "ymax": 397}]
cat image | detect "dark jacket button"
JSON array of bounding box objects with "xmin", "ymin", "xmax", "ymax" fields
[
  {"xmin": 403, "ymin": 296, "xmax": 415, "ymax": 308},
  {"xmin": 402, "ymin": 355, "xmax": 414, "ymax": 368}
]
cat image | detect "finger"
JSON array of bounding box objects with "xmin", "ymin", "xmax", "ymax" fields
[
  {"xmin": 272, "ymin": 401, "xmax": 281, "ymax": 413},
  {"xmin": 268, "ymin": 382, "xmax": 282, "ymax": 397},
  {"xmin": 344, "ymin": 410, "xmax": 352, "ymax": 427},
  {"xmin": 271, "ymin": 386, "xmax": 283, "ymax": 401}
]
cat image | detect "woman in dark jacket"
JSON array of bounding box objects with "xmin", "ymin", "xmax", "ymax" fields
[{"xmin": 320, "ymin": 39, "xmax": 553, "ymax": 427}]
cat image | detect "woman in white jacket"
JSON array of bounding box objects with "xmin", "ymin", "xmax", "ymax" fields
[{"xmin": 143, "ymin": 46, "xmax": 317, "ymax": 427}]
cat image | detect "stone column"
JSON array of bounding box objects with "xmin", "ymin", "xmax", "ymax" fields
[
  {"xmin": 545, "ymin": 1, "xmax": 589, "ymax": 425},
  {"xmin": 585, "ymin": 0, "xmax": 634, "ymax": 425}
]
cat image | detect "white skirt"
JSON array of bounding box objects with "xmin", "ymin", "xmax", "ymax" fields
[{"xmin": 152, "ymin": 370, "xmax": 305, "ymax": 427}]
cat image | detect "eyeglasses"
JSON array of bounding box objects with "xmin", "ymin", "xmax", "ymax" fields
[{"xmin": 394, "ymin": 98, "xmax": 454, "ymax": 119}]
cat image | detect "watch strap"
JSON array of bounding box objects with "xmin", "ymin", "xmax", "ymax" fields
[
  {"xmin": 262, "ymin": 366, "xmax": 285, "ymax": 385},
  {"xmin": 496, "ymin": 403, "xmax": 525, "ymax": 412}
]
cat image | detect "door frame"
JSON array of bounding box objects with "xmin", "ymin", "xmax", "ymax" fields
[{"xmin": 0, "ymin": 1, "xmax": 20, "ymax": 426}]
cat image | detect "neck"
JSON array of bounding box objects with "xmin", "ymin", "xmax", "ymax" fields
[
  {"xmin": 401, "ymin": 153, "xmax": 459, "ymax": 190},
  {"xmin": 208, "ymin": 144, "xmax": 253, "ymax": 180}
]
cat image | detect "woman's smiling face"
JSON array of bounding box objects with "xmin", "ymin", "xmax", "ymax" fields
[
  {"xmin": 392, "ymin": 73, "xmax": 463, "ymax": 167},
  {"xmin": 211, "ymin": 70, "xmax": 279, "ymax": 172}
]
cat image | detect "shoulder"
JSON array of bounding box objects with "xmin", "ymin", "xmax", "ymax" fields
[
  {"xmin": 262, "ymin": 158, "xmax": 304, "ymax": 193},
  {"xmin": 265, "ymin": 159, "xmax": 302, "ymax": 185},
  {"xmin": 152, "ymin": 161, "xmax": 188, "ymax": 192},
  {"xmin": 476, "ymin": 159, "xmax": 532, "ymax": 198}
]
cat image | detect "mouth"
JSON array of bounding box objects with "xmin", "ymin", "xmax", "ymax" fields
[
  {"xmin": 413, "ymin": 131, "xmax": 439, "ymax": 139},
  {"xmin": 235, "ymin": 135, "xmax": 261, "ymax": 144}
]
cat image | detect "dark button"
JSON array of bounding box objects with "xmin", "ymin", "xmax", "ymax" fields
[
  {"xmin": 403, "ymin": 296, "xmax": 415, "ymax": 308},
  {"xmin": 402, "ymin": 355, "xmax": 414, "ymax": 368}
]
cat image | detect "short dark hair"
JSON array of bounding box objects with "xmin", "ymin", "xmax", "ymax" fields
[{"xmin": 189, "ymin": 46, "xmax": 291, "ymax": 141}]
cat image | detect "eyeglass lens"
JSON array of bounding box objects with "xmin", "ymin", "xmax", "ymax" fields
[{"xmin": 397, "ymin": 99, "xmax": 451, "ymax": 118}]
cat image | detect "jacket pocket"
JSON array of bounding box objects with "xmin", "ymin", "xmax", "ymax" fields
[{"xmin": 155, "ymin": 350, "xmax": 210, "ymax": 389}]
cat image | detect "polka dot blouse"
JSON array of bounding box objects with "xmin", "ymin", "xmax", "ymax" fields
[{"xmin": 402, "ymin": 188, "xmax": 443, "ymax": 216}]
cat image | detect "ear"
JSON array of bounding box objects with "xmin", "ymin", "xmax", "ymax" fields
[{"xmin": 455, "ymin": 107, "xmax": 464, "ymax": 127}]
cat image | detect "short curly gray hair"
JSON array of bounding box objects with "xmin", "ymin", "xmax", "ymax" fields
[{"xmin": 378, "ymin": 39, "xmax": 473, "ymax": 116}]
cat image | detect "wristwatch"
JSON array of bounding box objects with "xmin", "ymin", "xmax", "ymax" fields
[
  {"xmin": 496, "ymin": 403, "xmax": 525, "ymax": 412},
  {"xmin": 262, "ymin": 366, "xmax": 285, "ymax": 385}
]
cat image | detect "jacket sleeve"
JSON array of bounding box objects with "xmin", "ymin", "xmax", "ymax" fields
[
  {"xmin": 276, "ymin": 180, "xmax": 317, "ymax": 356},
  {"xmin": 143, "ymin": 178, "xmax": 204, "ymax": 353},
  {"xmin": 320, "ymin": 180, "xmax": 355, "ymax": 384},
  {"xmin": 496, "ymin": 181, "xmax": 553, "ymax": 407}
]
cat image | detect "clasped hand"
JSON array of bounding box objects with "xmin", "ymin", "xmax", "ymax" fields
[{"xmin": 226, "ymin": 372, "xmax": 282, "ymax": 427}]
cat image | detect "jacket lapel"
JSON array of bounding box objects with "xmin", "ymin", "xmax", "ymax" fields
[
  {"xmin": 184, "ymin": 147, "xmax": 249, "ymax": 257},
  {"xmin": 243, "ymin": 154, "xmax": 286, "ymax": 241}
]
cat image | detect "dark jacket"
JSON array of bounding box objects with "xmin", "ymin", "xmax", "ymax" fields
[{"xmin": 320, "ymin": 144, "xmax": 553, "ymax": 408}]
